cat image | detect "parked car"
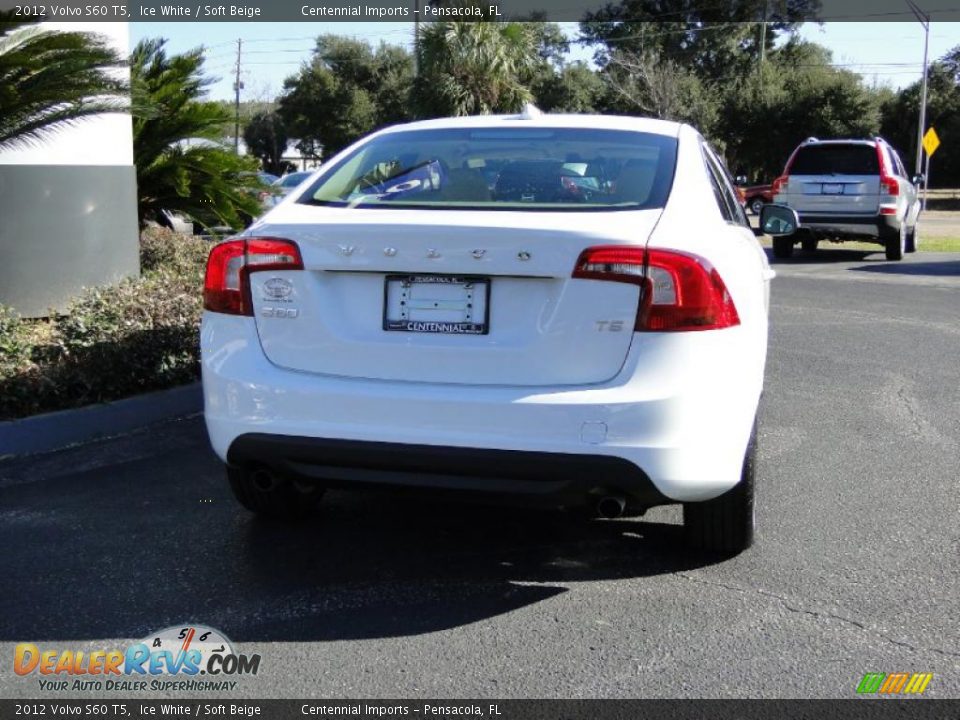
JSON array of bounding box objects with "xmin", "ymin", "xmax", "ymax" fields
[
  {"xmin": 269, "ymin": 170, "xmax": 315, "ymax": 205},
  {"xmin": 741, "ymin": 184, "xmax": 774, "ymax": 215},
  {"xmin": 770, "ymin": 136, "xmax": 922, "ymax": 260},
  {"xmin": 159, "ymin": 172, "xmax": 279, "ymax": 236},
  {"xmin": 202, "ymin": 112, "xmax": 774, "ymax": 553}
]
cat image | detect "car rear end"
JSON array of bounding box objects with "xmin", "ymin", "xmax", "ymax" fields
[
  {"xmin": 772, "ymin": 139, "xmax": 905, "ymax": 243},
  {"xmin": 201, "ymin": 117, "xmax": 766, "ymax": 531}
]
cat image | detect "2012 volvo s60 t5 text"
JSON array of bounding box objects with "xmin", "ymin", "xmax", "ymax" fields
[{"xmin": 201, "ymin": 109, "xmax": 775, "ymax": 553}]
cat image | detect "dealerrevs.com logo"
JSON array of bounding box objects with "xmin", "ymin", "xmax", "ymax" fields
[{"xmin": 14, "ymin": 625, "xmax": 261, "ymax": 692}]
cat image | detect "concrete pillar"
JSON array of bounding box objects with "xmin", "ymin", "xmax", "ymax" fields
[{"xmin": 0, "ymin": 22, "xmax": 139, "ymax": 318}]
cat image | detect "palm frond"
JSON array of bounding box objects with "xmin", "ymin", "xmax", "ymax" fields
[{"xmin": 0, "ymin": 14, "xmax": 129, "ymax": 150}]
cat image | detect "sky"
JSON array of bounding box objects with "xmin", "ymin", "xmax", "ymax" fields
[{"xmin": 127, "ymin": 21, "xmax": 960, "ymax": 103}]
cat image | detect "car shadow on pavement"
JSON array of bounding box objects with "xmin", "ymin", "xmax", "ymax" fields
[
  {"xmin": 848, "ymin": 259, "xmax": 960, "ymax": 277},
  {"xmin": 763, "ymin": 247, "xmax": 879, "ymax": 264},
  {"xmin": 0, "ymin": 444, "xmax": 726, "ymax": 642},
  {"xmin": 220, "ymin": 493, "xmax": 716, "ymax": 642}
]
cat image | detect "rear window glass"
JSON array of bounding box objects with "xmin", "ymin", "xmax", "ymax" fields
[
  {"xmin": 298, "ymin": 127, "xmax": 678, "ymax": 211},
  {"xmin": 789, "ymin": 144, "xmax": 879, "ymax": 175}
]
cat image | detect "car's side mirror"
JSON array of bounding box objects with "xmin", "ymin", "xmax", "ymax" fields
[
  {"xmin": 759, "ymin": 204, "xmax": 799, "ymax": 237},
  {"xmin": 911, "ymin": 174, "xmax": 925, "ymax": 186},
  {"xmin": 734, "ymin": 175, "xmax": 748, "ymax": 186}
]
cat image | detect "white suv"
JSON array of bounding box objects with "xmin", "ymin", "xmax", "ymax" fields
[
  {"xmin": 771, "ymin": 137, "xmax": 922, "ymax": 260},
  {"xmin": 201, "ymin": 113, "xmax": 774, "ymax": 553}
]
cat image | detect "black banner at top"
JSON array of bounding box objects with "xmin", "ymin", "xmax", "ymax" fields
[{"xmin": 0, "ymin": 0, "xmax": 957, "ymax": 22}]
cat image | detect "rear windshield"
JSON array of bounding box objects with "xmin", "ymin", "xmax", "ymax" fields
[
  {"xmin": 789, "ymin": 144, "xmax": 879, "ymax": 175},
  {"xmin": 298, "ymin": 127, "xmax": 678, "ymax": 211}
]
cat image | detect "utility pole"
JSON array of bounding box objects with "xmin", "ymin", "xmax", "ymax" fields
[
  {"xmin": 233, "ymin": 38, "xmax": 243, "ymax": 154},
  {"xmin": 758, "ymin": 2, "xmax": 768, "ymax": 102},
  {"xmin": 906, "ymin": 0, "xmax": 930, "ymax": 178},
  {"xmin": 412, "ymin": 0, "xmax": 419, "ymax": 78}
]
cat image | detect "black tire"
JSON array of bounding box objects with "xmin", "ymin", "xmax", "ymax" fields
[
  {"xmin": 227, "ymin": 465, "xmax": 324, "ymax": 520},
  {"xmin": 800, "ymin": 236, "xmax": 818, "ymax": 253},
  {"xmin": 683, "ymin": 422, "xmax": 756, "ymax": 554},
  {"xmin": 772, "ymin": 236, "xmax": 794, "ymax": 259},
  {"xmin": 884, "ymin": 224, "xmax": 905, "ymax": 261},
  {"xmin": 750, "ymin": 198, "xmax": 764, "ymax": 216},
  {"xmin": 905, "ymin": 224, "xmax": 918, "ymax": 253}
]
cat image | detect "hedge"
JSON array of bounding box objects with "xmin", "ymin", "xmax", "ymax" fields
[{"xmin": 0, "ymin": 227, "xmax": 208, "ymax": 421}]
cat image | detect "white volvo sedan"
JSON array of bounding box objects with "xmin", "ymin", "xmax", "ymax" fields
[{"xmin": 201, "ymin": 111, "xmax": 774, "ymax": 553}]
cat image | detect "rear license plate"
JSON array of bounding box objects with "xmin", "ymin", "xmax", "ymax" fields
[
  {"xmin": 822, "ymin": 183, "xmax": 844, "ymax": 195},
  {"xmin": 383, "ymin": 275, "xmax": 490, "ymax": 335}
]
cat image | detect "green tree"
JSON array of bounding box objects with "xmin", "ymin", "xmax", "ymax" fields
[
  {"xmin": 0, "ymin": 13, "xmax": 128, "ymax": 149},
  {"xmin": 533, "ymin": 63, "xmax": 605, "ymax": 113},
  {"xmin": 719, "ymin": 41, "xmax": 884, "ymax": 181},
  {"xmin": 131, "ymin": 38, "xmax": 261, "ymax": 230},
  {"xmin": 880, "ymin": 59, "xmax": 960, "ymax": 187},
  {"xmin": 414, "ymin": 21, "xmax": 542, "ymax": 117},
  {"xmin": 243, "ymin": 110, "xmax": 289, "ymax": 175},
  {"xmin": 580, "ymin": 1, "xmax": 816, "ymax": 83},
  {"xmin": 278, "ymin": 35, "xmax": 413, "ymax": 158}
]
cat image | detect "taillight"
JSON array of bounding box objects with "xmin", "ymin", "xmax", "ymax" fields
[
  {"xmin": 203, "ymin": 237, "xmax": 303, "ymax": 315},
  {"xmin": 772, "ymin": 175, "xmax": 788, "ymax": 195},
  {"xmin": 876, "ymin": 143, "xmax": 899, "ymax": 196},
  {"xmin": 572, "ymin": 246, "xmax": 740, "ymax": 332},
  {"xmin": 880, "ymin": 175, "xmax": 899, "ymax": 196}
]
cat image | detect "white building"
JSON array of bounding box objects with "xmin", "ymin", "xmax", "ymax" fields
[{"xmin": 0, "ymin": 22, "xmax": 139, "ymax": 318}]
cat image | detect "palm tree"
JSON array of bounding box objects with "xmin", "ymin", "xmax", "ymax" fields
[
  {"xmin": 131, "ymin": 38, "xmax": 262, "ymax": 230},
  {"xmin": 0, "ymin": 13, "xmax": 128, "ymax": 149},
  {"xmin": 415, "ymin": 21, "xmax": 541, "ymax": 117}
]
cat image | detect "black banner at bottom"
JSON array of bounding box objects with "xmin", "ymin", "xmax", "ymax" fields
[{"xmin": 1, "ymin": 700, "xmax": 958, "ymax": 720}]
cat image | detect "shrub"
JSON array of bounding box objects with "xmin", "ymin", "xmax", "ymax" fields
[{"xmin": 0, "ymin": 230, "xmax": 209, "ymax": 420}]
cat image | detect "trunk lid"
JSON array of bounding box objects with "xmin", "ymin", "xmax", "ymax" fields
[{"xmin": 246, "ymin": 205, "xmax": 661, "ymax": 386}]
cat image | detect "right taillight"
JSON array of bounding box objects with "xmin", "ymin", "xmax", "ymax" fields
[
  {"xmin": 573, "ymin": 246, "xmax": 740, "ymax": 332},
  {"xmin": 204, "ymin": 237, "xmax": 303, "ymax": 316},
  {"xmin": 876, "ymin": 143, "xmax": 900, "ymax": 197},
  {"xmin": 771, "ymin": 175, "xmax": 788, "ymax": 194},
  {"xmin": 880, "ymin": 174, "xmax": 900, "ymax": 197}
]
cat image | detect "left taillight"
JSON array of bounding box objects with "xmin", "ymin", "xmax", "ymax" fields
[
  {"xmin": 203, "ymin": 237, "xmax": 303, "ymax": 316},
  {"xmin": 572, "ymin": 246, "xmax": 740, "ymax": 332}
]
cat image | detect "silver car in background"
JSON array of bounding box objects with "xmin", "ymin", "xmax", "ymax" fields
[{"xmin": 771, "ymin": 137, "xmax": 922, "ymax": 260}]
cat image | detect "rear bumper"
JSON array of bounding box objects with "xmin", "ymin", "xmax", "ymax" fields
[
  {"xmin": 202, "ymin": 314, "xmax": 765, "ymax": 503},
  {"xmin": 227, "ymin": 434, "xmax": 670, "ymax": 508},
  {"xmin": 797, "ymin": 212, "xmax": 900, "ymax": 238}
]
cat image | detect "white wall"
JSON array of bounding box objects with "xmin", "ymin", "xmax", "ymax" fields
[{"xmin": 0, "ymin": 21, "xmax": 139, "ymax": 317}]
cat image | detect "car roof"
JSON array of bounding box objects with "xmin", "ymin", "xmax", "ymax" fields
[
  {"xmin": 801, "ymin": 138, "xmax": 882, "ymax": 146},
  {"xmin": 374, "ymin": 113, "xmax": 683, "ymax": 138}
]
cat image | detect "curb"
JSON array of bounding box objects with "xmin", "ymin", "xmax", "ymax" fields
[{"xmin": 0, "ymin": 382, "xmax": 203, "ymax": 460}]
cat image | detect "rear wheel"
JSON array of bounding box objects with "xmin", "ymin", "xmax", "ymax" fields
[
  {"xmin": 683, "ymin": 422, "xmax": 756, "ymax": 554},
  {"xmin": 905, "ymin": 224, "xmax": 918, "ymax": 253},
  {"xmin": 884, "ymin": 223, "xmax": 905, "ymax": 261},
  {"xmin": 772, "ymin": 236, "xmax": 794, "ymax": 259},
  {"xmin": 227, "ymin": 465, "xmax": 325, "ymax": 519},
  {"xmin": 749, "ymin": 198, "xmax": 764, "ymax": 216}
]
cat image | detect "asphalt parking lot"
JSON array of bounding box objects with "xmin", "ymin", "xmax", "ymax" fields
[{"xmin": 1, "ymin": 249, "xmax": 958, "ymax": 699}]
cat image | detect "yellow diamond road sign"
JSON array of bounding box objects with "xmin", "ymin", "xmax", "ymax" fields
[{"xmin": 923, "ymin": 127, "xmax": 940, "ymax": 157}]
